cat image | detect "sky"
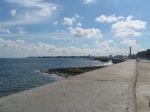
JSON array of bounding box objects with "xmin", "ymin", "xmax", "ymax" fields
[{"xmin": 0, "ymin": 0, "xmax": 150, "ymax": 58}]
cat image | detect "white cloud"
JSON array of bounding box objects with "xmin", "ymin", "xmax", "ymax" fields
[
  {"xmin": 5, "ymin": 0, "xmax": 57, "ymax": 9},
  {"xmin": 32, "ymin": 42, "xmax": 56, "ymax": 54},
  {"xmin": 94, "ymin": 40, "xmax": 113, "ymax": 47},
  {"xmin": 0, "ymin": 27, "xmax": 11, "ymax": 33},
  {"xmin": 0, "ymin": 37, "xmax": 144, "ymax": 57},
  {"xmin": 101, "ymin": 40, "xmax": 113, "ymax": 47},
  {"xmin": 53, "ymin": 21, "xmax": 58, "ymax": 26},
  {"xmin": 112, "ymin": 16, "xmax": 147, "ymax": 37},
  {"xmin": 34, "ymin": 6, "xmax": 57, "ymax": 17},
  {"xmin": 120, "ymin": 38, "xmax": 137, "ymax": 47},
  {"xmin": 10, "ymin": 9, "xmax": 17, "ymax": 16},
  {"xmin": 0, "ymin": 37, "xmax": 93, "ymax": 57},
  {"xmin": 0, "ymin": 37, "xmax": 25, "ymax": 48},
  {"xmin": 0, "ymin": 37, "xmax": 5, "ymax": 47},
  {"xmin": 74, "ymin": 13, "xmax": 84, "ymax": 19},
  {"xmin": 69, "ymin": 27, "xmax": 103, "ymax": 39},
  {"xmin": 83, "ymin": 0, "xmax": 96, "ymax": 4},
  {"xmin": 94, "ymin": 40, "xmax": 123, "ymax": 56},
  {"xmin": 63, "ymin": 17, "xmax": 75, "ymax": 25},
  {"xmin": 82, "ymin": 44, "xmax": 88, "ymax": 48},
  {"xmin": 77, "ymin": 23, "xmax": 82, "ymax": 27},
  {"xmin": 17, "ymin": 27, "xmax": 27, "ymax": 34},
  {"xmin": 95, "ymin": 15, "xmax": 124, "ymax": 23},
  {"xmin": 94, "ymin": 40, "xmax": 100, "ymax": 47},
  {"xmin": 1, "ymin": 0, "xmax": 59, "ymax": 27},
  {"xmin": 0, "ymin": 37, "xmax": 57, "ymax": 57}
]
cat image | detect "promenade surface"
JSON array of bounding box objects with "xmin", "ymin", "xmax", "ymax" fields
[
  {"xmin": 136, "ymin": 60, "xmax": 150, "ymax": 112},
  {"xmin": 0, "ymin": 60, "xmax": 137, "ymax": 112}
]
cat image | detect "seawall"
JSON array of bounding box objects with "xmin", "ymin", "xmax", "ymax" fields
[{"xmin": 0, "ymin": 60, "xmax": 137, "ymax": 112}]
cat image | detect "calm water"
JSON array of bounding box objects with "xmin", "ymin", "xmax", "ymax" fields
[{"xmin": 0, "ymin": 58, "xmax": 103, "ymax": 98}]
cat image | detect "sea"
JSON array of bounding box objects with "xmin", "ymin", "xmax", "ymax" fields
[{"xmin": 0, "ymin": 58, "xmax": 105, "ymax": 98}]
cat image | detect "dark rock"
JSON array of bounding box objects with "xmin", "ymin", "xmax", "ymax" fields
[{"xmin": 40, "ymin": 66, "xmax": 106, "ymax": 78}]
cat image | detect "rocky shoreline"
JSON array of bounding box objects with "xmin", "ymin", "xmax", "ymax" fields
[{"xmin": 40, "ymin": 66, "xmax": 106, "ymax": 78}]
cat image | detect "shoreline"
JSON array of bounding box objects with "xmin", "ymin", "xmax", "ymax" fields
[{"xmin": 40, "ymin": 66, "xmax": 106, "ymax": 78}]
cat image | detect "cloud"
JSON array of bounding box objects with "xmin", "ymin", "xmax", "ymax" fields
[
  {"xmin": 63, "ymin": 17, "xmax": 75, "ymax": 25},
  {"xmin": 10, "ymin": 9, "xmax": 17, "ymax": 16},
  {"xmin": 94, "ymin": 40, "xmax": 113, "ymax": 47},
  {"xmin": 1, "ymin": 0, "xmax": 59, "ymax": 26},
  {"xmin": 112, "ymin": 16, "xmax": 147, "ymax": 37},
  {"xmin": 74, "ymin": 13, "xmax": 84, "ymax": 19},
  {"xmin": 94, "ymin": 40, "xmax": 100, "ymax": 47},
  {"xmin": 95, "ymin": 15, "xmax": 124, "ymax": 23},
  {"xmin": 17, "ymin": 27, "xmax": 27, "ymax": 34},
  {"xmin": 32, "ymin": 42, "xmax": 57, "ymax": 54},
  {"xmin": 77, "ymin": 23, "xmax": 82, "ymax": 27},
  {"xmin": 0, "ymin": 37, "xmax": 96, "ymax": 57},
  {"xmin": 0, "ymin": 27, "xmax": 11, "ymax": 33},
  {"xmin": 68, "ymin": 27, "xmax": 103, "ymax": 39},
  {"xmin": 101, "ymin": 40, "xmax": 113, "ymax": 47},
  {"xmin": 94, "ymin": 40, "xmax": 123, "ymax": 55},
  {"xmin": 0, "ymin": 37, "xmax": 57, "ymax": 57},
  {"xmin": 82, "ymin": 44, "xmax": 88, "ymax": 48},
  {"xmin": 33, "ymin": 5, "xmax": 57, "ymax": 17},
  {"xmin": 83, "ymin": 0, "xmax": 96, "ymax": 4},
  {"xmin": 0, "ymin": 37, "xmax": 25, "ymax": 48},
  {"xmin": 120, "ymin": 38, "xmax": 137, "ymax": 47},
  {"xmin": 0, "ymin": 37, "xmax": 5, "ymax": 47},
  {"xmin": 5, "ymin": 0, "xmax": 57, "ymax": 9},
  {"xmin": 0, "ymin": 37, "xmax": 144, "ymax": 57},
  {"xmin": 53, "ymin": 21, "xmax": 58, "ymax": 26}
]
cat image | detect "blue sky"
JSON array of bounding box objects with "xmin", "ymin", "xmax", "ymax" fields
[{"xmin": 0, "ymin": 0, "xmax": 150, "ymax": 58}]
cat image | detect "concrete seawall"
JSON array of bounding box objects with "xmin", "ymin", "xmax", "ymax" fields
[{"xmin": 0, "ymin": 60, "xmax": 137, "ymax": 112}]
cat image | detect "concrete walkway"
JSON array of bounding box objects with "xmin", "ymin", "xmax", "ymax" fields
[
  {"xmin": 0, "ymin": 60, "xmax": 137, "ymax": 112},
  {"xmin": 136, "ymin": 60, "xmax": 150, "ymax": 112}
]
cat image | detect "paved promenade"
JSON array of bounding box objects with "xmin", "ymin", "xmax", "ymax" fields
[
  {"xmin": 0, "ymin": 60, "xmax": 137, "ymax": 112},
  {"xmin": 136, "ymin": 60, "xmax": 150, "ymax": 112}
]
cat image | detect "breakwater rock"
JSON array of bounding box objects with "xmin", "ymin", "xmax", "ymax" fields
[{"xmin": 40, "ymin": 66, "xmax": 106, "ymax": 78}]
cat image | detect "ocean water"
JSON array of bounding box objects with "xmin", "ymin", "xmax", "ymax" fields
[{"xmin": 0, "ymin": 58, "xmax": 103, "ymax": 98}]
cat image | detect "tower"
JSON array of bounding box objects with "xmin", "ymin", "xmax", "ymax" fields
[
  {"xmin": 129, "ymin": 47, "xmax": 132, "ymax": 58},
  {"xmin": 130, "ymin": 47, "xmax": 131, "ymax": 55}
]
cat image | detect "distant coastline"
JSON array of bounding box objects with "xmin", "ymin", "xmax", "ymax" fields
[{"xmin": 27, "ymin": 55, "xmax": 92, "ymax": 59}]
